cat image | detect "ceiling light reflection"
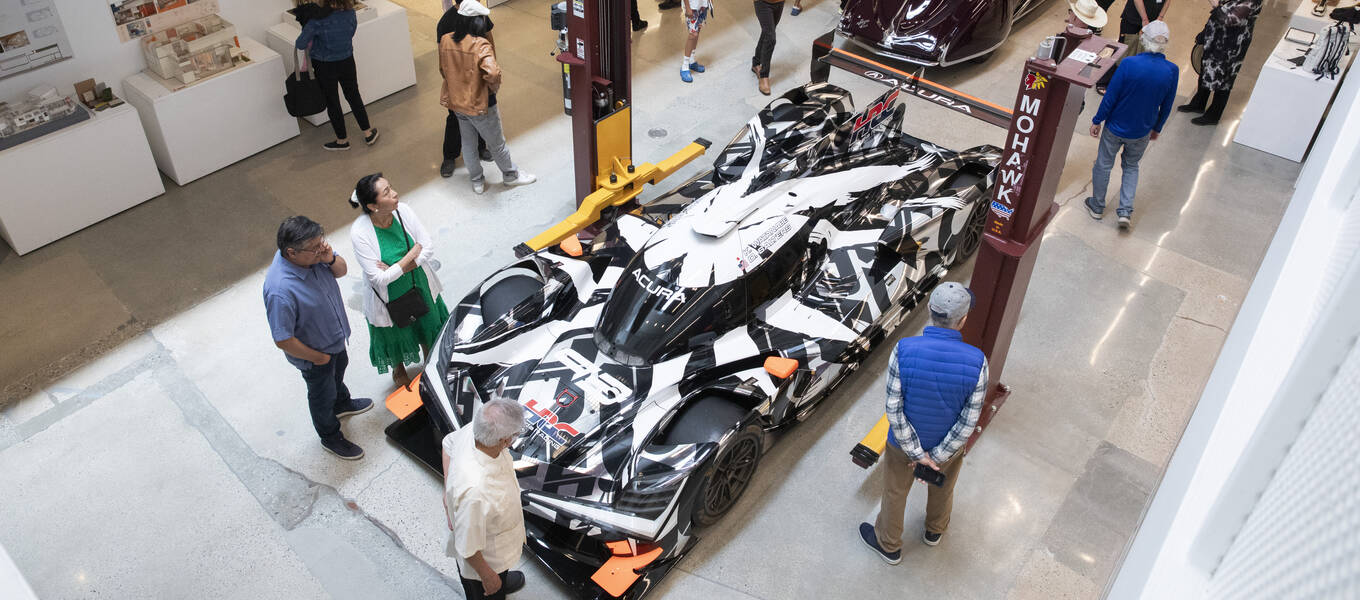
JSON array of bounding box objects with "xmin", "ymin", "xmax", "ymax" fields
[{"xmin": 1089, "ymin": 291, "xmax": 1137, "ymax": 366}]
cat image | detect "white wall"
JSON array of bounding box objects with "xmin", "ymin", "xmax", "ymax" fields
[
  {"xmin": 1106, "ymin": 51, "xmax": 1360, "ymax": 600},
  {"xmin": 0, "ymin": 0, "xmax": 292, "ymax": 102}
]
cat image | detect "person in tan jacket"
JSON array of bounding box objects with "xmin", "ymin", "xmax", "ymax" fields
[{"xmin": 439, "ymin": 0, "xmax": 536, "ymax": 195}]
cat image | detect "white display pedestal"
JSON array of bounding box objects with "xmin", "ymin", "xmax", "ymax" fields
[
  {"xmin": 265, "ymin": 0, "xmax": 417, "ymax": 128},
  {"xmin": 1233, "ymin": 34, "xmax": 1356, "ymax": 162},
  {"xmin": 122, "ymin": 37, "xmax": 299, "ymax": 186},
  {"xmin": 0, "ymin": 104, "xmax": 164, "ymax": 255}
]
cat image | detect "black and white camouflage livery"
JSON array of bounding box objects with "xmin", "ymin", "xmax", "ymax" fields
[{"xmin": 399, "ymin": 83, "xmax": 1001, "ymax": 598}]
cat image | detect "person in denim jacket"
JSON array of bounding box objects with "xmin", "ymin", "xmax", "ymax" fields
[{"xmin": 295, "ymin": 0, "xmax": 379, "ymax": 151}]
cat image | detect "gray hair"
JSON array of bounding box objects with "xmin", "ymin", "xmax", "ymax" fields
[
  {"xmin": 473, "ymin": 398, "xmax": 525, "ymax": 446},
  {"xmin": 929, "ymin": 312, "xmax": 965, "ymax": 330},
  {"xmin": 1140, "ymin": 37, "xmax": 1166, "ymax": 55}
]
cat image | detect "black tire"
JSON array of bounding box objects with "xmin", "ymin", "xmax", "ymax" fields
[
  {"xmin": 947, "ymin": 199, "xmax": 988, "ymax": 267},
  {"xmin": 690, "ymin": 422, "xmax": 762, "ymax": 527}
]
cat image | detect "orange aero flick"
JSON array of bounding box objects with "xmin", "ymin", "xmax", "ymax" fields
[
  {"xmin": 591, "ymin": 541, "xmax": 664, "ymax": 597},
  {"xmin": 384, "ymin": 373, "xmax": 423, "ymax": 419}
]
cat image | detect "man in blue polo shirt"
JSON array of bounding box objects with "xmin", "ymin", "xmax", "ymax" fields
[
  {"xmin": 860, "ymin": 282, "xmax": 988, "ymax": 563},
  {"xmin": 1083, "ymin": 20, "xmax": 1178, "ymax": 231},
  {"xmin": 264, "ymin": 216, "xmax": 373, "ymax": 460}
]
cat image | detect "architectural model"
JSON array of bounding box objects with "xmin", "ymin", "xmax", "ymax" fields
[
  {"xmin": 0, "ymin": 85, "xmax": 86, "ymax": 148},
  {"xmin": 140, "ymin": 14, "xmax": 247, "ymax": 86}
]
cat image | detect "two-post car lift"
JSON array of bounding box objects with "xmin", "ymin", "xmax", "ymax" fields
[{"xmin": 813, "ymin": 27, "xmax": 1127, "ymax": 466}]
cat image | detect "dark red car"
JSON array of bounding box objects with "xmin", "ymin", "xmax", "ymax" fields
[{"xmin": 838, "ymin": 0, "xmax": 1050, "ymax": 66}]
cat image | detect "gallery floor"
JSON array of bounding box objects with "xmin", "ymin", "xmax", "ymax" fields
[{"xmin": 0, "ymin": 0, "xmax": 1305, "ymax": 597}]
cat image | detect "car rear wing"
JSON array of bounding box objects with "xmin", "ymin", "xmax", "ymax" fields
[{"xmin": 811, "ymin": 31, "xmax": 1013, "ymax": 130}]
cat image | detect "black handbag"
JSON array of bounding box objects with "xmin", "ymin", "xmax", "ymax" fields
[
  {"xmin": 373, "ymin": 210, "xmax": 430, "ymax": 328},
  {"xmin": 284, "ymin": 48, "xmax": 326, "ymax": 117}
]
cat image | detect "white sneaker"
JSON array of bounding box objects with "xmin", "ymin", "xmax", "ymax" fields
[
  {"xmin": 504, "ymin": 172, "xmax": 537, "ymax": 187},
  {"xmin": 472, "ymin": 179, "xmax": 486, "ymax": 194}
]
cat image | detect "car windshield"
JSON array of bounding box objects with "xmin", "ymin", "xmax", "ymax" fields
[{"xmin": 595, "ymin": 253, "xmax": 746, "ymax": 366}]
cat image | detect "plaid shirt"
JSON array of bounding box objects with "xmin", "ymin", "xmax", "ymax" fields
[{"xmin": 884, "ymin": 343, "xmax": 988, "ymax": 464}]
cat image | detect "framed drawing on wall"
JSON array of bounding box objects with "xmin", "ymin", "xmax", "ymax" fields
[{"xmin": 0, "ymin": 0, "xmax": 73, "ymax": 81}]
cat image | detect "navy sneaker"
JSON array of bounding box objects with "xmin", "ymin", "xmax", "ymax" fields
[
  {"xmin": 1084, "ymin": 197, "xmax": 1103, "ymax": 221},
  {"xmin": 858, "ymin": 522, "xmax": 901, "ymax": 564},
  {"xmin": 689, "ymin": 62, "xmax": 705, "ymax": 73},
  {"xmin": 680, "ymin": 69, "xmax": 693, "ymax": 83},
  {"xmin": 321, "ymin": 437, "xmax": 364, "ymax": 460},
  {"xmin": 502, "ymin": 571, "xmax": 525, "ymax": 595},
  {"xmin": 924, "ymin": 530, "xmax": 943, "ymax": 546},
  {"xmin": 334, "ymin": 397, "xmax": 373, "ymax": 419}
]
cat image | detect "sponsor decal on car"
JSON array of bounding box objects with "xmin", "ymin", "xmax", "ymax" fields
[
  {"xmin": 560, "ymin": 348, "xmax": 633, "ymax": 404},
  {"xmin": 525, "ymin": 398, "xmax": 582, "ymax": 444},
  {"xmin": 632, "ymin": 269, "xmax": 687, "ymax": 312},
  {"xmin": 851, "ymin": 87, "xmax": 900, "ymax": 140},
  {"xmin": 741, "ymin": 216, "xmax": 794, "ymax": 266}
]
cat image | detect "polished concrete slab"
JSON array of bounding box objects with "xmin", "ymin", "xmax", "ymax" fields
[{"xmin": 0, "ymin": 0, "xmax": 1306, "ymax": 596}]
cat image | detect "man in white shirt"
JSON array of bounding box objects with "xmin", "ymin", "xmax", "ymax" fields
[{"xmin": 443, "ymin": 398, "xmax": 528, "ymax": 599}]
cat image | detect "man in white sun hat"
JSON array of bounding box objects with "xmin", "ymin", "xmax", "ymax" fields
[
  {"xmin": 859, "ymin": 282, "xmax": 989, "ymax": 564},
  {"xmin": 1068, "ymin": 0, "xmax": 1109, "ymax": 32}
]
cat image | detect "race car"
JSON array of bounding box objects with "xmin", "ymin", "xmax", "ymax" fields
[
  {"xmin": 838, "ymin": 0, "xmax": 1052, "ymax": 66},
  {"xmin": 385, "ymin": 82, "xmax": 1001, "ymax": 598}
]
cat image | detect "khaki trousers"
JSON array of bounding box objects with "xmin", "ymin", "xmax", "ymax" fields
[{"xmin": 873, "ymin": 442, "xmax": 966, "ymax": 552}]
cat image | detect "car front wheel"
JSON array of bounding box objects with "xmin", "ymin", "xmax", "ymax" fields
[{"xmin": 690, "ymin": 423, "xmax": 763, "ymax": 527}]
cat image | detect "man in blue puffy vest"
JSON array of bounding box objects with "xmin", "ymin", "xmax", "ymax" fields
[{"xmin": 859, "ymin": 282, "xmax": 988, "ymax": 562}]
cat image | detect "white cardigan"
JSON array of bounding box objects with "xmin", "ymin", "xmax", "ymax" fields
[{"xmin": 350, "ymin": 203, "xmax": 444, "ymax": 328}]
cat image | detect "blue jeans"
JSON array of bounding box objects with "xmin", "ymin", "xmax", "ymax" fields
[
  {"xmin": 300, "ymin": 350, "xmax": 352, "ymax": 441},
  {"xmin": 1087, "ymin": 128, "xmax": 1150, "ymax": 218}
]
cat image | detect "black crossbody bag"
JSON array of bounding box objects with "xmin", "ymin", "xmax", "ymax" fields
[{"xmin": 372, "ymin": 209, "xmax": 430, "ymax": 328}]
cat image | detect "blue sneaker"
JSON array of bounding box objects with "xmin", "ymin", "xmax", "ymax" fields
[
  {"xmin": 334, "ymin": 397, "xmax": 373, "ymax": 419},
  {"xmin": 689, "ymin": 62, "xmax": 705, "ymax": 73},
  {"xmin": 680, "ymin": 69, "xmax": 692, "ymax": 83},
  {"xmin": 859, "ymin": 522, "xmax": 901, "ymax": 564}
]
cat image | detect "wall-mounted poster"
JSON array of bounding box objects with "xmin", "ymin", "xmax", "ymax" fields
[
  {"xmin": 109, "ymin": 0, "xmax": 218, "ymax": 42},
  {"xmin": 0, "ymin": 0, "xmax": 73, "ymax": 81}
]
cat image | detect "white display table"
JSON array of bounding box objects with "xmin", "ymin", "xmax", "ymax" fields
[
  {"xmin": 122, "ymin": 37, "xmax": 299, "ymax": 186},
  {"xmin": 265, "ymin": 0, "xmax": 417, "ymax": 128},
  {"xmin": 1233, "ymin": 33, "xmax": 1357, "ymax": 162},
  {"xmin": 1289, "ymin": 0, "xmax": 1335, "ymax": 34},
  {"xmin": 0, "ymin": 104, "xmax": 164, "ymax": 255}
]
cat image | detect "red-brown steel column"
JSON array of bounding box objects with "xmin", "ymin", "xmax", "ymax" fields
[{"xmin": 962, "ymin": 31, "xmax": 1123, "ymax": 447}]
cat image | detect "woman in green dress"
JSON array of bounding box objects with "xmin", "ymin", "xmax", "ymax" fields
[{"xmin": 349, "ymin": 173, "xmax": 450, "ymax": 386}]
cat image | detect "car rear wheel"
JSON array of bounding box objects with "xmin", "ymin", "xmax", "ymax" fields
[{"xmin": 946, "ymin": 199, "xmax": 988, "ymax": 267}]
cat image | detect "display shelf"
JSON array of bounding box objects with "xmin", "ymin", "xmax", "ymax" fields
[
  {"xmin": 1233, "ymin": 32, "xmax": 1358, "ymax": 162},
  {"xmin": 265, "ymin": 0, "xmax": 417, "ymax": 128},
  {"xmin": 0, "ymin": 103, "xmax": 164, "ymax": 255},
  {"xmin": 122, "ymin": 37, "xmax": 299, "ymax": 186}
]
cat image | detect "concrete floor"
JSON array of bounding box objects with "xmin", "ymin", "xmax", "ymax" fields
[{"xmin": 0, "ymin": 0, "xmax": 1303, "ymax": 597}]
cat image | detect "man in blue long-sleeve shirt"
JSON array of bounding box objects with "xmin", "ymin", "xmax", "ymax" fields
[{"xmin": 1084, "ymin": 20, "xmax": 1178, "ymax": 231}]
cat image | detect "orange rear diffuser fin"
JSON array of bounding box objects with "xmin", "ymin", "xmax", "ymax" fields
[
  {"xmin": 384, "ymin": 373, "xmax": 423, "ymax": 420},
  {"xmin": 764, "ymin": 356, "xmax": 798, "ymax": 379},
  {"xmin": 592, "ymin": 543, "xmax": 664, "ymax": 597},
  {"xmin": 560, "ymin": 234, "xmax": 584, "ymax": 257}
]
